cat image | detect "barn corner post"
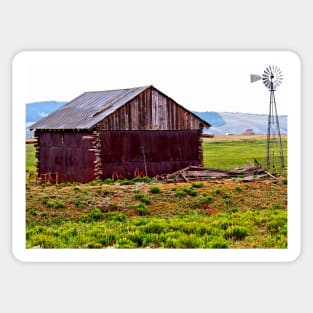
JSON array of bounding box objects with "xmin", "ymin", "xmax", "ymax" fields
[
  {"xmin": 92, "ymin": 126, "xmax": 103, "ymax": 180},
  {"xmin": 34, "ymin": 129, "xmax": 40, "ymax": 182},
  {"xmin": 198, "ymin": 124, "xmax": 204, "ymax": 166}
]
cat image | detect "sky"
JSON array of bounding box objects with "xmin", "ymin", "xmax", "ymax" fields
[{"xmin": 15, "ymin": 51, "xmax": 301, "ymax": 115}]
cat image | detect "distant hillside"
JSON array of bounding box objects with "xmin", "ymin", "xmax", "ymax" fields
[
  {"xmin": 25, "ymin": 101, "xmax": 287, "ymax": 137},
  {"xmin": 193, "ymin": 111, "xmax": 287, "ymax": 135}
]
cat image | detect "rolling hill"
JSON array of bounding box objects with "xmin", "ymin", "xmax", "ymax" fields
[
  {"xmin": 25, "ymin": 101, "xmax": 287, "ymax": 137},
  {"xmin": 193, "ymin": 111, "xmax": 287, "ymax": 135}
]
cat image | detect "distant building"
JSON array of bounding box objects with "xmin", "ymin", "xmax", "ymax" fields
[
  {"xmin": 243, "ymin": 128, "xmax": 255, "ymax": 135},
  {"xmin": 30, "ymin": 85, "xmax": 211, "ymax": 183}
]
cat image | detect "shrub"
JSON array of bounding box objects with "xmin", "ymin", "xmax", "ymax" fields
[
  {"xmin": 27, "ymin": 207, "xmax": 37, "ymax": 216},
  {"xmin": 142, "ymin": 221, "xmax": 166, "ymax": 234},
  {"xmin": 192, "ymin": 182, "xmax": 204, "ymax": 188},
  {"xmin": 266, "ymin": 217, "xmax": 287, "ymax": 234},
  {"xmin": 213, "ymin": 188, "xmax": 221, "ymax": 195},
  {"xmin": 150, "ymin": 186, "xmax": 161, "ymax": 194},
  {"xmin": 272, "ymin": 203, "xmax": 283, "ymax": 210},
  {"xmin": 73, "ymin": 198, "xmax": 83, "ymax": 208},
  {"xmin": 175, "ymin": 189, "xmax": 187, "ymax": 198},
  {"xmin": 186, "ymin": 188, "xmax": 197, "ymax": 197},
  {"xmin": 89, "ymin": 208, "xmax": 103, "ymax": 221},
  {"xmin": 107, "ymin": 212, "xmax": 127, "ymax": 222},
  {"xmin": 119, "ymin": 179, "xmax": 135, "ymax": 186},
  {"xmin": 224, "ymin": 199, "xmax": 232, "ymax": 207},
  {"xmin": 174, "ymin": 234, "xmax": 204, "ymax": 248},
  {"xmin": 55, "ymin": 201, "xmax": 65, "ymax": 208},
  {"xmin": 210, "ymin": 239, "xmax": 229, "ymax": 248},
  {"xmin": 90, "ymin": 179, "xmax": 103, "ymax": 186},
  {"xmin": 103, "ymin": 178, "xmax": 114, "ymax": 184},
  {"xmin": 134, "ymin": 191, "xmax": 151, "ymax": 204},
  {"xmin": 235, "ymin": 186, "xmax": 242, "ymax": 192},
  {"xmin": 136, "ymin": 203, "xmax": 151, "ymax": 216},
  {"xmin": 204, "ymin": 195, "xmax": 213, "ymax": 203},
  {"xmin": 180, "ymin": 187, "xmax": 197, "ymax": 196},
  {"xmin": 132, "ymin": 176, "xmax": 152, "ymax": 183},
  {"xmin": 116, "ymin": 238, "xmax": 137, "ymax": 248},
  {"xmin": 87, "ymin": 242, "xmax": 103, "ymax": 249},
  {"xmin": 42, "ymin": 195, "xmax": 49, "ymax": 205},
  {"xmin": 79, "ymin": 214, "xmax": 91, "ymax": 223},
  {"xmin": 224, "ymin": 226, "xmax": 249, "ymax": 240},
  {"xmin": 47, "ymin": 201, "xmax": 56, "ymax": 208}
]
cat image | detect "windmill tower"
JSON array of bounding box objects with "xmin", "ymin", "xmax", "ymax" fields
[{"xmin": 250, "ymin": 65, "xmax": 284, "ymax": 169}]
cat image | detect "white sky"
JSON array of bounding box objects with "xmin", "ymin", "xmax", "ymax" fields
[{"xmin": 14, "ymin": 51, "xmax": 301, "ymax": 115}]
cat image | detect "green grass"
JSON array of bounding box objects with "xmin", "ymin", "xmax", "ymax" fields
[
  {"xmin": 26, "ymin": 144, "xmax": 37, "ymax": 173},
  {"xmin": 203, "ymin": 138, "xmax": 287, "ymax": 172},
  {"xmin": 26, "ymin": 209, "xmax": 287, "ymax": 249}
]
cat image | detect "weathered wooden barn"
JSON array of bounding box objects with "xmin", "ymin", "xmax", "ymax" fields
[{"xmin": 30, "ymin": 85, "xmax": 211, "ymax": 183}]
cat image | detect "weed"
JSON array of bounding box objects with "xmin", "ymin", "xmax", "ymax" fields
[
  {"xmin": 235, "ymin": 186, "xmax": 242, "ymax": 192},
  {"xmin": 136, "ymin": 203, "xmax": 151, "ymax": 216},
  {"xmin": 47, "ymin": 201, "xmax": 56, "ymax": 208},
  {"xmin": 272, "ymin": 203, "xmax": 283, "ymax": 210},
  {"xmin": 175, "ymin": 189, "xmax": 187, "ymax": 198},
  {"xmin": 107, "ymin": 212, "xmax": 127, "ymax": 222},
  {"xmin": 209, "ymin": 238, "xmax": 229, "ymax": 248},
  {"xmin": 27, "ymin": 207, "xmax": 37, "ymax": 216},
  {"xmin": 224, "ymin": 226, "xmax": 249, "ymax": 240},
  {"xmin": 142, "ymin": 221, "xmax": 166, "ymax": 234},
  {"xmin": 90, "ymin": 179, "xmax": 103, "ymax": 186},
  {"xmin": 87, "ymin": 242, "xmax": 103, "ymax": 249},
  {"xmin": 79, "ymin": 215, "xmax": 91, "ymax": 223},
  {"xmin": 266, "ymin": 217, "xmax": 287, "ymax": 234},
  {"xmin": 89, "ymin": 208, "xmax": 103, "ymax": 221},
  {"xmin": 131, "ymin": 176, "xmax": 151, "ymax": 183},
  {"xmin": 213, "ymin": 188, "xmax": 221, "ymax": 195},
  {"xmin": 42, "ymin": 195, "xmax": 49, "ymax": 205},
  {"xmin": 119, "ymin": 179, "xmax": 135, "ymax": 186},
  {"xmin": 150, "ymin": 186, "xmax": 161, "ymax": 194},
  {"xmin": 116, "ymin": 238, "xmax": 137, "ymax": 248},
  {"xmin": 73, "ymin": 198, "xmax": 83, "ymax": 208},
  {"xmin": 134, "ymin": 191, "xmax": 151, "ymax": 204},
  {"xmin": 192, "ymin": 182, "xmax": 204, "ymax": 188},
  {"xmin": 224, "ymin": 198, "xmax": 232, "ymax": 208},
  {"xmin": 55, "ymin": 201, "xmax": 65, "ymax": 208},
  {"xmin": 103, "ymin": 178, "xmax": 114, "ymax": 184}
]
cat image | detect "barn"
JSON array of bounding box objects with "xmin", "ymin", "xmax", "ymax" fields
[{"xmin": 30, "ymin": 85, "xmax": 211, "ymax": 183}]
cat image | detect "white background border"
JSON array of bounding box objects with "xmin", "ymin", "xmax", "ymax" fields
[{"xmin": 2, "ymin": 1, "xmax": 310, "ymax": 312}]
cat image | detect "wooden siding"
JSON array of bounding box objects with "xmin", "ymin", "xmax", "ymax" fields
[
  {"xmin": 35, "ymin": 131, "xmax": 96, "ymax": 183},
  {"xmin": 100, "ymin": 130, "xmax": 202, "ymax": 179},
  {"xmin": 97, "ymin": 87, "xmax": 202, "ymax": 131}
]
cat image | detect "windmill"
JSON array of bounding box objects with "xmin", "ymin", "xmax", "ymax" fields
[{"xmin": 250, "ymin": 65, "xmax": 284, "ymax": 169}]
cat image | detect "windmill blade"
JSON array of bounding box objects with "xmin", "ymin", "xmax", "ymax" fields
[{"xmin": 250, "ymin": 74, "xmax": 262, "ymax": 83}]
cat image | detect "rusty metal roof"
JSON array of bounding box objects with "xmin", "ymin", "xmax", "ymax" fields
[
  {"xmin": 30, "ymin": 86, "xmax": 150, "ymax": 130},
  {"xmin": 30, "ymin": 85, "xmax": 210, "ymax": 130}
]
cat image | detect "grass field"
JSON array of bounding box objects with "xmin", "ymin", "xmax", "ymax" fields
[{"xmin": 25, "ymin": 136, "xmax": 288, "ymax": 249}]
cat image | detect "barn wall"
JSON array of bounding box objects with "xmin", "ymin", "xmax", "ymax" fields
[
  {"xmin": 98, "ymin": 87, "xmax": 202, "ymax": 131},
  {"xmin": 36, "ymin": 131, "xmax": 96, "ymax": 183},
  {"xmin": 100, "ymin": 130, "xmax": 202, "ymax": 179}
]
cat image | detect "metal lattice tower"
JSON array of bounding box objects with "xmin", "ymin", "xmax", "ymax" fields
[{"xmin": 250, "ymin": 65, "xmax": 284, "ymax": 169}]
